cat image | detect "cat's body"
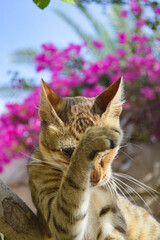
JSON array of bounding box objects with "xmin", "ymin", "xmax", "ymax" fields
[{"xmin": 28, "ymin": 78, "xmax": 160, "ymax": 240}]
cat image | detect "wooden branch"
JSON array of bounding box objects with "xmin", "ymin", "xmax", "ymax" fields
[{"xmin": 0, "ymin": 179, "xmax": 44, "ymax": 240}]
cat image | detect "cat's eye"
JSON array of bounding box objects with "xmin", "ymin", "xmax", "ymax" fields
[{"xmin": 61, "ymin": 147, "xmax": 75, "ymax": 158}]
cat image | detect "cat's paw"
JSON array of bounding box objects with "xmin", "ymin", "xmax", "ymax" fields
[{"xmin": 83, "ymin": 126, "xmax": 122, "ymax": 161}]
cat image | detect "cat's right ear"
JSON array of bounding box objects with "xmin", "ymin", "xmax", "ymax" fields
[
  {"xmin": 39, "ymin": 79, "xmax": 64, "ymax": 126},
  {"xmin": 93, "ymin": 77, "xmax": 124, "ymax": 119}
]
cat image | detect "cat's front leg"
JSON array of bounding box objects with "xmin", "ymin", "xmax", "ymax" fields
[{"xmin": 49, "ymin": 126, "xmax": 122, "ymax": 240}]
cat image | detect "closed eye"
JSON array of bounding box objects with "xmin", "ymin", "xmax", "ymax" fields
[{"xmin": 62, "ymin": 147, "xmax": 75, "ymax": 158}]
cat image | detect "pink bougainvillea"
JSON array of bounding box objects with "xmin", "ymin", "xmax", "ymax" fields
[
  {"xmin": 136, "ymin": 18, "xmax": 145, "ymax": 28},
  {"xmin": 92, "ymin": 41, "xmax": 104, "ymax": 49},
  {"xmin": 141, "ymin": 87, "xmax": 155, "ymax": 100},
  {"xmin": 116, "ymin": 48, "xmax": 126, "ymax": 57},
  {"xmin": 131, "ymin": 34, "xmax": 148, "ymax": 45},
  {"xmin": 120, "ymin": 10, "xmax": 128, "ymax": 18},
  {"xmin": 118, "ymin": 32, "xmax": 127, "ymax": 44},
  {"xmin": 130, "ymin": 0, "xmax": 141, "ymax": 14},
  {"xmin": 154, "ymin": 7, "xmax": 160, "ymax": 15},
  {"xmin": 0, "ymin": 0, "xmax": 160, "ymax": 171}
]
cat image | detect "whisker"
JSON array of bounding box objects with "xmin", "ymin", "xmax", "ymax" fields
[
  {"xmin": 21, "ymin": 151, "xmax": 69, "ymax": 165},
  {"xmin": 122, "ymin": 135, "xmax": 142, "ymax": 141},
  {"xmin": 119, "ymin": 149, "xmax": 136, "ymax": 163},
  {"xmin": 20, "ymin": 151, "xmax": 35, "ymax": 159},
  {"xmin": 105, "ymin": 182, "xmax": 113, "ymax": 198},
  {"xmin": 28, "ymin": 163, "xmax": 53, "ymax": 168},
  {"xmin": 27, "ymin": 163, "xmax": 62, "ymax": 171},
  {"xmin": 106, "ymin": 181, "xmax": 115, "ymax": 200},
  {"xmin": 119, "ymin": 144, "xmax": 129, "ymax": 149},
  {"xmin": 30, "ymin": 158, "xmax": 68, "ymax": 166},
  {"xmin": 126, "ymin": 142, "xmax": 144, "ymax": 151},
  {"xmin": 108, "ymin": 181, "xmax": 118, "ymax": 202},
  {"xmin": 113, "ymin": 173, "xmax": 154, "ymax": 198},
  {"xmin": 27, "ymin": 157, "xmax": 57, "ymax": 167},
  {"xmin": 112, "ymin": 177, "xmax": 137, "ymax": 205},
  {"xmin": 110, "ymin": 179, "xmax": 129, "ymax": 202},
  {"xmin": 112, "ymin": 176, "xmax": 152, "ymax": 215},
  {"xmin": 27, "ymin": 153, "xmax": 68, "ymax": 170},
  {"xmin": 113, "ymin": 173, "xmax": 160, "ymax": 195},
  {"xmin": 22, "ymin": 153, "xmax": 49, "ymax": 164},
  {"xmin": 29, "ymin": 158, "xmax": 51, "ymax": 164},
  {"xmin": 113, "ymin": 173, "xmax": 160, "ymax": 208}
]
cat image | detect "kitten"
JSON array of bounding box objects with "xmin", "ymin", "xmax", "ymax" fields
[{"xmin": 28, "ymin": 77, "xmax": 160, "ymax": 240}]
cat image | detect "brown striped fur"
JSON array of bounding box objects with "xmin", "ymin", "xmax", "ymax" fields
[{"xmin": 28, "ymin": 78, "xmax": 160, "ymax": 240}]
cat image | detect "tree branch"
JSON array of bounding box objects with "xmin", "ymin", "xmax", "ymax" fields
[{"xmin": 0, "ymin": 179, "xmax": 44, "ymax": 240}]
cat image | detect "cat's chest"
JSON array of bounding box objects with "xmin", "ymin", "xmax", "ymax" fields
[{"xmin": 85, "ymin": 188, "xmax": 119, "ymax": 240}]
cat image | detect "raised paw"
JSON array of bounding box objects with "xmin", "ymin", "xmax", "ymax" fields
[{"xmin": 82, "ymin": 126, "xmax": 122, "ymax": 161}]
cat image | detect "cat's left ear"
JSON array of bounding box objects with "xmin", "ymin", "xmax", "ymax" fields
[
  {"xmin": 39, "ymin": 79, "xmax": 64, "ymax": 127},
  {"xmin": 94, "ymin": 77, "xmax": 124, "ymax": 118}
]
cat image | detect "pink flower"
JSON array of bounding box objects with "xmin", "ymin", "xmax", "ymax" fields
[
  {"xmin": 136, "ymin": 19, "xmax": 145, "ymax": 28},
  {"xmin": 124, "ymin": 103, "xmax": 131, "ymax": 110},
  {"xmin": 68, "ymin": 43, "xmax": 81, "ymax": 55},
  {"xmin": 41, "ymin": 43, "xmax": 57, "ymax": 53},
  {"xmin": 86, "ymin": 76, "xmax": 98, "ymax": 85},
  {"xmin": 120, "ymin": 10, "xmax": 128, "ymax": 18},
  {"xmin": 26, "ymin": 137, "xmax": 34, "ymax": 146},
  {"xmin": 59, "ymin": 87, "xmax": 71, "ymax": 96},
  {"xmin": 131, "ymin": 34, "xmax": 148, "ymax": 45},
  {"xmin": 116, "ymin": 48, "xmax": 126, "ymax": 57},
  {"xmin": 0, "ymin": 166, "xmax": 3, "ymax": 173},
  {"xmin": 118, "ymin": 32, "xmax": 127, "ymax": 44},
  {"xmin": 135, "ymin": 46, "xmax": 152, "ymax": 54},
  {"xmin": 143, "ymin": 46, "xmax": 152, "ymax": 54},
  {"xmin": 89, "ymin": 63, "xmax": 100, "ymax": 73},
  {"xmin": 154, "ymin": 7, "xmax": 160, "ymax": 15},
  {"xmin": 82, "ymin": 85, "xmax": 105, "ymax": 97},
  {"xmin": 130, "ymin": 0, "xmax": 142, "ymax": 14},
  {"xmin": 29, "ymin": 118, "xmax": 41, "ymax": 132},
  {"xmin": 93, "ymin": 41, "xmax": 104, "ymax": 49},
  {"xmin": 141, "ymin": 87, "xmax": 155, "ymax": 100}
]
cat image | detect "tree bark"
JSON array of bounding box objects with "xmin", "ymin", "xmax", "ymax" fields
[{"xmin": 0, "ymin": 179, "xmax": 44, "ymax": 240}]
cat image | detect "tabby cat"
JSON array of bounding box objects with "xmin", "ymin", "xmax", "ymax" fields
[{"xmin": 28, "ymin": 77, "xmax": 160, "ymax": 240}]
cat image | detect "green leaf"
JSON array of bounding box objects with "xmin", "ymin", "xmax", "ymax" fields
[
  {"xmin": 10, "ymin": 49, "xmax": 38, "ymax": 64},
  {"xmin": 33, "ymin": 0, "xmax": 50, "ymax": 9},
  {"xmin": 61, "ymin": 0, "xmax": 75, "ymax": 4}
]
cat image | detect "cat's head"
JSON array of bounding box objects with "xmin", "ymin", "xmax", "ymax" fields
[{"xmin": 39, "ymin": 78, "xmax": 124, "ymax": 186}]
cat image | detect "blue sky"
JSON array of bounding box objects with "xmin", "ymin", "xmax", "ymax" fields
[{"xmin": 1, "ymin": 0, "xmax": 108, "ymax": 87}]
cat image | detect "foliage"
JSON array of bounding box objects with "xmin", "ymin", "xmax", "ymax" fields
[
  {"xmin": 33, "ymin": 0, "xmax": 75, "ymax": 8},
  {"xmin": 61, "ymin": 0, "xmax": 75, "ymax": 4},
  {"xmin": 0, "ymin": 0, "xmax": 160, "ymax": 172},
  {"xmin": 33, "ymin": 0, "xmax": 51, "ymax": 9},
  {"xmin": 77, "ymin": 0, "xmax": 126, "ymax": 4},
  {"xmin": 54, "ymin": 5, "xmax": 118, "ymax": 59},
  {"xmin": 8, "ymin": 71, "xmax": 36, "ymax": 90},
  {"xmin": 10, "ymin": 49, "xmax": 38, "ymax": 64},
  {"xmin": 12, "ymin": 5, "xmax": 129, "ymax": 63},
  {"xmin": 32, "ymin": 0, "xmax": 126, "ymax": 9}
]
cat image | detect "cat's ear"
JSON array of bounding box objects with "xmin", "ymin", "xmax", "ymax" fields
[
  {"xmin": 94, "ymin": 77, "xmax": 124, "ymax": 118},
  {"xmin": 39, "ymin": 79, "xmax": 64, "ymax": 126}
]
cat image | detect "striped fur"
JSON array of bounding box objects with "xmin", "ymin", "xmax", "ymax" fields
[{"xmin": 28, "ymin": 78, "xmax": 160, "ymax": 240}]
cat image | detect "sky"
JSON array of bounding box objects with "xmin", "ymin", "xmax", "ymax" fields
[{"xmin": 1, "ymin": 0, "xmax": 108, "ymax": 87}]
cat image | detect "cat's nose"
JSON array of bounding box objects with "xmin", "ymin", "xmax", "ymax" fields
[{"xmin": 90, "ymin": 160, "xmax": 102, "ymax": 185}]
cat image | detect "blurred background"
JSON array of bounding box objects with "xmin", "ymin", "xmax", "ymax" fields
[{"xmin": 0, "ymin": 0, "xmax": 160, "ymax": 220}]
